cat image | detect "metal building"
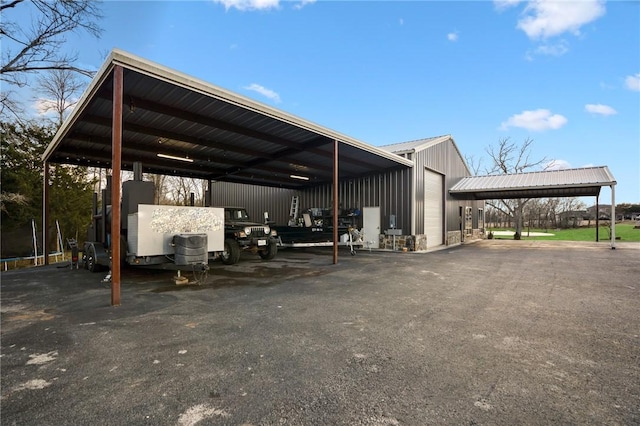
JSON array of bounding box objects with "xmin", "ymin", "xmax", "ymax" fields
[{"xmin": 209, "ymin": 135, "xmax": 485, "ymax": 251}]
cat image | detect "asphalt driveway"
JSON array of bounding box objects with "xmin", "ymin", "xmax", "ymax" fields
[{"xmin": 1, "ymin": 240, "xmax": 639, "ymax": 425}]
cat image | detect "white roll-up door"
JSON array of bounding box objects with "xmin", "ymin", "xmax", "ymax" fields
[{"xmin": 424, "ymin": 169, "xmax": 444, "ymax": 248}]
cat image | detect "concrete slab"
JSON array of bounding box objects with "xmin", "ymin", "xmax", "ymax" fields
[{"xmin": 1, "ymin": 241, "xmax": 639, "ymax": 425}]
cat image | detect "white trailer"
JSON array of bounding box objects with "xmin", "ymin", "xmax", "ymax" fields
[{"xmin": 125, "ymin": 205, "xmax": 224, "ymax": 268}]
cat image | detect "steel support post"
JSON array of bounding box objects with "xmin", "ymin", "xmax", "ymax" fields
[
  {"xmin": 111, "ymin": 65, "xmax": 123, "ymax": 306},
  {"xmin": 611, "ymin": 185, "xmax": 616, "ymax": 249},
  {"xmin": 333, "ymin": 139, "xmax": 339, "ymax": 265},
  {"xmin": 42, "ymin": 162, "xmax": 50, "ymax": 265}
]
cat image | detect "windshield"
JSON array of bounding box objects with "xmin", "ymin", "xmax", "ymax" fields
[{"xmin": 225, "ymin": 208, "xmax": 250, "ymax": 221}]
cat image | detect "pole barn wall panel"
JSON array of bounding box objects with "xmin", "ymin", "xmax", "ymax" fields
[
  {"xmin": 411, "ymin": 138, "xmax": 484, "ymax": 235},
  {"xmin": 208, "ymin": 168, "xmax": 412, "ymax": 231},
  {"xmin": 298, "ymin": 168, "xmax": 412, "ymax": 231},
  {"xmin": 208, "ymin": 181, "xmax": 296, "ymax": 225}
]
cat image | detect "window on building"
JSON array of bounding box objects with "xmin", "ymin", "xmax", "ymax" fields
[{"xmin": 478, "ymin": 208, "xmax": 484, "ymax": 231}]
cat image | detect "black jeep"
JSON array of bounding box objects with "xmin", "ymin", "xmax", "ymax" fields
[{"xmin": 220, "ymin": 207, "xmax": 278, "ymax": 265}]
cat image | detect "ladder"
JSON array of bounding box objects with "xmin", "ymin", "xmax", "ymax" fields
[{"xmin": 289, "ymin": 196, "xmax": 300, "ymax": 226}]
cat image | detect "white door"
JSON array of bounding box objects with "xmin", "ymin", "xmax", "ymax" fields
[
  {"xmin": 362, "ymin": 207, "xmax": 380, "ymax": 249},
  {"xmin": 424, "ymin": 170, "xmax": 444, "ymax": 248}
]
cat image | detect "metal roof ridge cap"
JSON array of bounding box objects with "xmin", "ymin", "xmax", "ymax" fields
[
  {"xmin": 43, "ymin": 50, "xmax": 119, "ymax": 162},
  {"xmin": 601, "ymin": 165, "xmax": 617, "ymax": 184},
  {"xmin": 412, "ymin": 135, "xmax": 451, "ymax": 153},
  {"xmin": 109, "ymin": 49, "xmax": 413, "ymax": 168}
]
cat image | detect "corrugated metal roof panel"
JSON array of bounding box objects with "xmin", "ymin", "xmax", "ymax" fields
[
  {"xmin": 43, "ymin": 49, "xmax": 412, "ymax": 189},
  {"xmin": 449, "ymin": 166, "xmax": 616, "ymax": 199},
  {"xmin": 379, "ymin": 135, "xmax": 451, "ymax": 154}
]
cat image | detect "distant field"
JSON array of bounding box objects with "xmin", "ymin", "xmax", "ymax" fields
[{"xmin": 489, "ymin": 223, "xmax": 640, "ymax": 242}]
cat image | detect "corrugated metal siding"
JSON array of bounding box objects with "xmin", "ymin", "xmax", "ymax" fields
[
  {"xmin": 413, "ymin": 138, "xmax": 483, "ymax": 234},
  {"xmin": 209, "ymin": 168, "xmax": 412, "ymax": 231},
  {"xmin": 298, "ymin": 168, "xmax": 412, "ymax": 230},
  {"xmin": 208, "ymin": 182, "xmax": 296, "ymax": 224},
  {"xmin": 209, "ymin": 137, "xmax": 485, "ymax": 237}
]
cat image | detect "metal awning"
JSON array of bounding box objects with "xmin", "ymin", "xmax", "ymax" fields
[
  {"xmin": 450, "ymin": 166, "xmax": 619, "ymax": 250},
  {"xmin": 449, "ymin": 166, "xmax": 617, "ymax": 200},
  {"xmin": 43, "ymin": 49, "xmax": 412, "ymax": 188}
]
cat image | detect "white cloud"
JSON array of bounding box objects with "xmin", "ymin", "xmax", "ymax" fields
[
  {"xmin": 525, "ymin": 39, "xmax": 569, "ymax": 60},
  {"xmin": 534, "ymin": 40, "xmax": 569, "ymax": 56},
  {"xmin": 599, "ymin": 81, "xmax": 615, "ymax": 90},
  {"xmin": 244, "ymin": 83, "xmax": 281, "ymax": 103},
  {"xmin": 447, "ymin": 32, "xmax": 459, "ymax": 42},
  {"xmin": 34, "ymin": 98, "xmax": 57, "ymax": 115},
  {"xmin": 625, "ymin": 72, "xmax": 640, "ymax": 91},
  {"xmin": 546, "ymin": 159, "xmax": 572, "ymax": 170},
  {"xmin": 33, "ymin": 98, "xmax": 76, "ymax": 116},
  {"xmin": 494, "ymin": 0, "xmax": 522, "ymax": 11},
  {"xmin": 213, "ymin": 0, "xmax": 279, "ymax": 11},
  {"xmin": 517, "ymin": 0, "xmax": 606, "ymax": 40},
  {"xmin": 499, "ymin": 109, "xmax": 568, "ymax": 131},
  {"xmin": 585, "ymin": 103, "xmax": 617, "ymax": 116},
  {"xmin": 293, "ymin": 0, "xmax": 315, "ymax": 10}
]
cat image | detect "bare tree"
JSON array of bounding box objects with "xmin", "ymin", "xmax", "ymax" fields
[
  {"xmin": 557, "ymin": 197, "xmax": 586, "ymax": 228},
  {"xmin": 164, "ymin": 176, "xmax": 204, "ymax": 206},
  {"xmin": 35, "ymin": 69, "xmax": 85, "ymax": 125},
  {"xmin": 145, "ymin": 174, "xmax": 168, "ymax": 205},
  {"xmin": 485, "ymin": 137, "xmax": 547, "ymax": 239},
  {"xmin": 464, "ymin": 154, "xmax": 482, "ymax": 176},
  {"xmin": 1, "ymin": 0, "xmax": 103, "ymax": 120}
]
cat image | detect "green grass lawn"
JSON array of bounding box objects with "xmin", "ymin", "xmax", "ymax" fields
[{"xmin": 489, "ymin": 223, "xmax": 640, "ymax": 242}]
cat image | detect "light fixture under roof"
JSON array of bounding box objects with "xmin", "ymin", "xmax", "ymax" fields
[
  {"xmin": 290, "ymin": 174, "xmax": 309, "ymax": 181},
  {"xmin": 157, "ymin": 153, "xmax": 193, "ymax": 163}
]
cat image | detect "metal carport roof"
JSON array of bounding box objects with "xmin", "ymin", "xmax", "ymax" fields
[
  {"xmin": 41, "ymin": 49, "xmax": 414, "ymax": 305},
  {"xmin": 449, "ymin": 166, "xmax": 617, "ymax": 200},
  {"xmin": 43, "ymin": 49, "xmax": 412, "ymax": 188},
  {"xmin": 450, "ymin": 165, "xmax": 619, "ymax": 250}
]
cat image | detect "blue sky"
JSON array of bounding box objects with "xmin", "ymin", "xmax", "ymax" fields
[{"xmin": 14, "ymin": 0, "xmax": 640, "ymax": 203}]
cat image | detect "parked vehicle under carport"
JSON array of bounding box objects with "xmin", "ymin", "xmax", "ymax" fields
[{"xmin": 220, "ymin": 207, "xmax": 279, "ymax": 265}]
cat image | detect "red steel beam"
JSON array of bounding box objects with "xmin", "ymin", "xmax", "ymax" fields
[
  {"xmin": 111, "ymin": 65, "xmax": 123, "ymax": 306},
  {"xmin": 42, "ymin": 162, "xmax": 50, "ymax": 265},
  {"xmin": 333, "ymin": 139, "xmax": 338, "ymax": 265}
]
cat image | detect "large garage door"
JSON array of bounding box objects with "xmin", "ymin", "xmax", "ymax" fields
[{"xmin": 424, "ymin": 169, "xmax": 444, "ymax": 248}]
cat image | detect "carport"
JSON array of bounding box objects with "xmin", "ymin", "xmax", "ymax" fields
[
  {"xmin": 449, "ymin": 166, "xmax": 618, "ymax": 247},
  {"xmin": 41, "ymin": 49, "xmax": 412, "ymax": 305}
]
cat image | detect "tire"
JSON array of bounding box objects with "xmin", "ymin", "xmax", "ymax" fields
[
  {"xmin": 259, "ymin": 240, "xmax": 278, "ymax": 260},
  {"xmin": 86, "ymin": 244, "xmax": 97, "ymax": 273},
  {"xmin": 221, "ymin": 239, "xmax": 241, "ymax": 265}
]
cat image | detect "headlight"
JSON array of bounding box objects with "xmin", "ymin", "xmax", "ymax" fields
[
  {"xmin": 264, "ymin": 226, "xmax": 270, "ymax": 235},
  {"xmin": 243, "ymin": 227, "xmax": 251, "ymax": 236}
]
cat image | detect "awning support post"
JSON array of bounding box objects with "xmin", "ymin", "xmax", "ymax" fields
[
  {"xmin": 611, "ymin": 185, "xmax": 616, "ymax": 249},
  {"xmin": 595, "ymin": 194, "xmax": 599, "ymax": 242},
  {"xmin": 111, "ymin": 65, "xmax": 123, "ymax": 306}
]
